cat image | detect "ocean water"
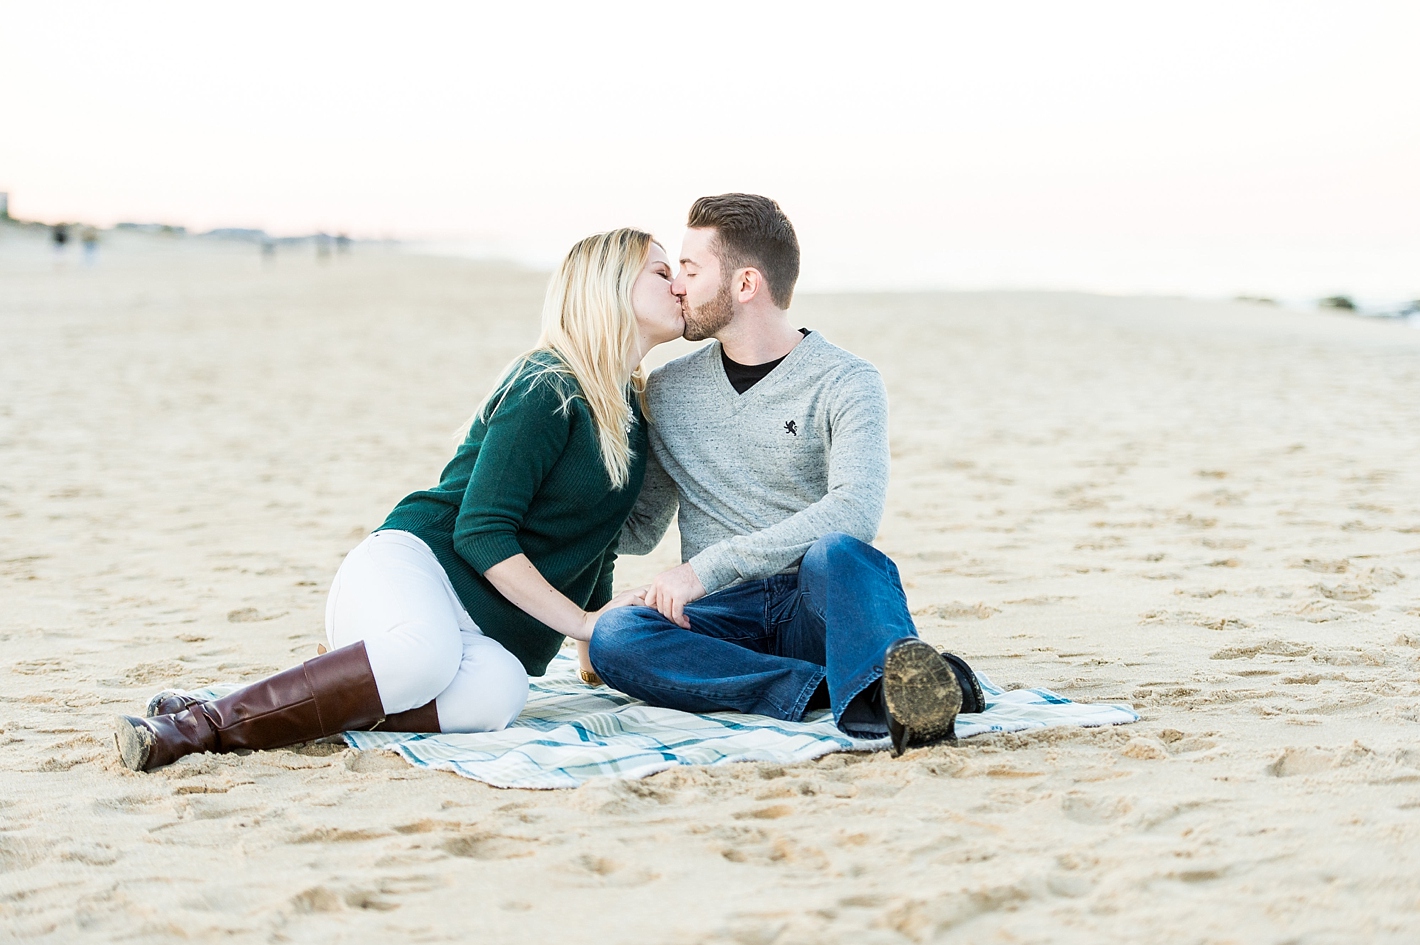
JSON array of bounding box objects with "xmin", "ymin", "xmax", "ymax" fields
[{"xmin": 410, "ymin": 233, "xmax": 1420, "ymax": 320}]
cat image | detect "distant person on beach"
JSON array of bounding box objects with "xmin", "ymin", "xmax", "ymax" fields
[
  {"xmin": 114, "ymin": 228, "xmax": 685, "ymax": 771},
  {"xmin": 589, "ymin": 194, "xmax": 982, "ymax": 756},
  {"xmin": 52, "ymin": 223, "xmax": 68, "ymax": 252},
  {"xmin": 81, "ymin": 227, "xmax": 99, "ymax": 264}
]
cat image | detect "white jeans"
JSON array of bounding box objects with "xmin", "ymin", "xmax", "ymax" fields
[{"xmin": 325, "ymin": 529, "xmax": 528, "ymax": 733}]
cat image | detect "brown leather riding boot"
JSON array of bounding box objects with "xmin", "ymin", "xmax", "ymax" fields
[
  {"xmin": 145, "ymin": 690, "xmax": 204, "ymax": 717},
  {"xmin": 115, "ymin": 641, "xmax": 386, "ymax": 772},
  {"xmin": 146, "ymin": 689, "xmax": 439, "ymax": 734},
  {"xmin": 376, "ymin": 699, "xmax": 441, "ymax": 733}
]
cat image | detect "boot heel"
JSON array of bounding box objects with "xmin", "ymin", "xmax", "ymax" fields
[
  {"xmin": 883, "ymin": 638, "xmax": 963, "ymax": 754},
  {"xmin": 889, "ymin": 718, "xmax": 910, "ymax": 757},
  {"xmin": 114, "ymin": 716, "xmax": 155, "ymax": 771}
]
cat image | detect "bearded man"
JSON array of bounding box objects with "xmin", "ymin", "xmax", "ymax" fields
[{"xmin": 587, "ymin": 194, "xmax": 980, "ymax": 754}]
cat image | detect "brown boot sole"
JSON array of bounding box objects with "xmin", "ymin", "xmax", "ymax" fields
[
  {"xmin": 114, "ymin": 715, "xmax": 155, "ymax": 771},
  {"xmin": 883, "ymin": 639, "xmax": 963, "ymax": 755}
]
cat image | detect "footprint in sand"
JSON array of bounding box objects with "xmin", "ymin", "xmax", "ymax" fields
[
  {"xmin": 1060, "ymin": 792, "xmax": 1133, "ymax": 824},
  {"xmin": 290, "ymin": 885, "xmax": 399, "ymax": 913},
  {"xmin": 439, "ymin": 831, "xmax": 536, "ymax": 860},
  {"xmin": 1268, "ymin": 743, "xmax": 1375, "ymax": 777},
  {"xmin": 1210, "ymin": 641, "xmax": 1313, "ymax": 660},
  {"xmin": 9, "ymin": 658, "xmax": 72, "ymax": 675},
  {"xmin": 557, "ymin": 853, "xmax": 658, "ymax": 887},
  {"xmin": 0, "ymin": 836, "xmax": 43, "ymax": 873}
]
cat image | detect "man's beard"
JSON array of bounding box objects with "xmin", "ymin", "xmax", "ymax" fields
[{"xmin": 682, "ymin": 278, "xmax": 734, "ymax": 342}]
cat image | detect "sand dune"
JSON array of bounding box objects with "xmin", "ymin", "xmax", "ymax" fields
[{"xmin": 3, "ymin": 229, "xmax": 1420, "ymax": 942}]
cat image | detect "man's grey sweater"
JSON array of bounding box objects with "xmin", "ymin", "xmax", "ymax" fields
[{"xmin": 620, "ymin": 330, "xmax": 890, "ymax": 594}]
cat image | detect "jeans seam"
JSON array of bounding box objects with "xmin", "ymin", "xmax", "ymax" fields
[
  {"xmin": 788, "ymin": 666, "xmax": 827, "ymax": 722},
  {"xmin": 648, "ymin": 619, "xmax": 778, "ymax": 648},
  {"xmin": 611, "ymin": 674, "xmax": 808, "ymax": 722},
  {"xmin": 834, "ymin": 668, "xmax": 886, "ymax": 732}
]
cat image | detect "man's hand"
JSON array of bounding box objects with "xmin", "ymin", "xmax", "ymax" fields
[{"xmin": 644, "ymin": 563, "xmax": 706, "ymax": 630}]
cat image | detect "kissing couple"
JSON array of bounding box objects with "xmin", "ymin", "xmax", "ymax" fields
[{"xmin": 115, "ymin": 193, "xmax": 983, "ymax": 772}]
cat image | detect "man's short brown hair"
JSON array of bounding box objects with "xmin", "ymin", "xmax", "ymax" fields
[{"xmin": 686, "ymin": 194, "xmax": 800, "ymax": 309}]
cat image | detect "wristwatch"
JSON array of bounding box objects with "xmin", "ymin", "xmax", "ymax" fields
[{"xmin": 579, "ymin": 668, "xmax": 603, "ymax": 687}]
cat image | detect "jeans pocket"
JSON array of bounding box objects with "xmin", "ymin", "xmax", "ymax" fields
[{"xmin": 765, "ymin": 576, "xmax": 801, "ymax": 626}]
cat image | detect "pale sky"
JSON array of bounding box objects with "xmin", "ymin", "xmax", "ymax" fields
[{"xmin": 2, "ymin": 1, "xmax": 1416, "ymax": 300}]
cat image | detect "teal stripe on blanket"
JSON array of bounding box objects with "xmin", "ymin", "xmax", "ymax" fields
[{"xmin": 184, "ymin": 654, "xmax": 1138, "ymax": 789}]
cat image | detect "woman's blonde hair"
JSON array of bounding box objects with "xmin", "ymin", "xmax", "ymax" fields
[{"xmin": 468, "ymin": 228, "xmax": 654, "ymax": 490}]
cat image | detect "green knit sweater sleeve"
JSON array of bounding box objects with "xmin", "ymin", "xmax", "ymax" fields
[
  {"xmin": 589, "ymin": 541, "xmax": 617, "ymax": 610},
  {"xmin": 452, "ymin": 370, "xmax": 572, "ymax": 574}
]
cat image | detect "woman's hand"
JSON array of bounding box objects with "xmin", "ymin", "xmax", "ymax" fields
[{"xmin": 576, "ymin": 585, "xmax": 648, "ymax": 641}]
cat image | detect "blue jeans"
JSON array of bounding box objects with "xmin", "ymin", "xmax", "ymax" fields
[{"xmin": 589, "ymin": 533, "xmax": 918, "ymax": 738}]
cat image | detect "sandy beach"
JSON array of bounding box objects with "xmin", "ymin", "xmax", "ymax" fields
[{"xmin": 4, "ymin": 228, "xmax": 1420, "ymax": 943}]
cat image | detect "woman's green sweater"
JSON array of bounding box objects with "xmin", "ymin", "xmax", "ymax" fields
[{"xmin": 378, "ymin": 352, "xmax": 647, "ymax": 676}]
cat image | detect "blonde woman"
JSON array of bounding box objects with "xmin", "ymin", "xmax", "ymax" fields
[{"xmin": 115, "ymin": 228, "xmax": 685, "ymax": 771}]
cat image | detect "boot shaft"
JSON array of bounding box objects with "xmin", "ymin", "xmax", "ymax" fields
[{"xmin": 117, "ymin": 641, "xmax": 385, "ymax": 771}]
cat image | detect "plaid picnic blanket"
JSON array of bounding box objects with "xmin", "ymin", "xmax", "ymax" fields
[
  {"xmin": 363, "ymin": 655, "xmax": 1136, "ymax": 788},
  {"xmin": 185, "ymin": 655, "xmax": 1137, "ymax": 789}
]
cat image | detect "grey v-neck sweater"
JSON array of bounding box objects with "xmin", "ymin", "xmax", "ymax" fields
[{"xmin": 621, "ymin": 330, "xmax": 890, "ymax": 594}]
